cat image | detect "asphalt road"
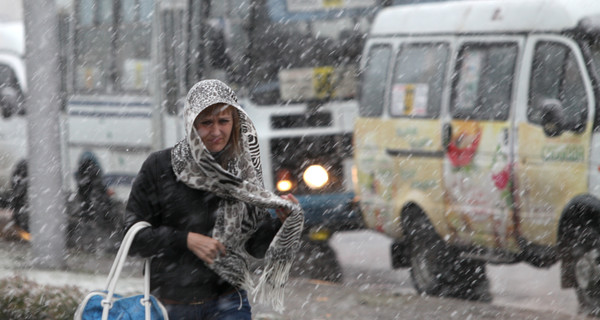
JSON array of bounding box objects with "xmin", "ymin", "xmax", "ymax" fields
[
  {"xmin": 252, "ymin": 275, "xmax": 585, "ymax": 320},
  {"xmin": 327, "ymin": 230, "xmax": 585, "ymax": 319}
]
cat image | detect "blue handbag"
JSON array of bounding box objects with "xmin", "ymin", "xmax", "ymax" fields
[{"xmin": 74, "ymin": 221, "xmax": 169, "ymax": 320}]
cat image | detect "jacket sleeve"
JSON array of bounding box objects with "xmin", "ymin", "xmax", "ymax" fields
[
  {"xmin": 245, "ymin": 207, "xmax": 284, "ymax": 259},
  {"xmin": 123, "ymin": 152, "xmax": 188, "ymax": 258}
]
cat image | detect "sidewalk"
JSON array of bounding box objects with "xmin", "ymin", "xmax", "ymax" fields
[
  {"xmin": 0, "ymin": 208, "xmax": 144, "ymax": 294},
  {"xmin": 0, "ymin": 236, "xmax": 145, "ymax": 294},
  {"xmin": 0, "ymin": 210, "xmax": 287, "ymax": 319}
]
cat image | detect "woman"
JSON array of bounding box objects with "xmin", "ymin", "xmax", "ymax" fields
[{"xmin": 123, "ymin": 79, "xmax": 304, "ymax": 319}]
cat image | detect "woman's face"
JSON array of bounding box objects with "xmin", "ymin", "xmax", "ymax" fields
[{"xmin": 194, "ymin": 104, "xmax": 233, "ymax": 153}]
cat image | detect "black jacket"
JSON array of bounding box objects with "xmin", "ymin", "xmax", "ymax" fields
[{"xmin": 123, "ymin": 148, "xmax": 280, "ymax": 302}]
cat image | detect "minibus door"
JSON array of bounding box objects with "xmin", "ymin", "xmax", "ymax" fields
[
  {"xmin": 443, "ymin": 40, "xmax": 521, "ymax": 250},
  {"xmin": 513, "ymin": 36, "xmax": 593, "ymax": 246},
  {"xmin": 355, "ymin": 40, "xmax": 450, "ymax": 238},
  {"xmin": 354, "ymin": 43, "xmax": 395, "ymax": 234}
]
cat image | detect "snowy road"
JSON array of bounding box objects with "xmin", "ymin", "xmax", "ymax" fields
[
  {"xmin": 0, "ymin": 208, "xmax": 586, "ymax": 318},
  {"xmin": 330, "ymin": 230, "xmax": 580, "ymax": 317}
]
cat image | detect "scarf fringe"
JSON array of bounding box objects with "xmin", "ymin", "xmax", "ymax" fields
[
  {"xmin": 242, "ymin": 269, "xmax": 256, "ymax": 292},
  {"xmin": 210, "ymin": 252, "xmax": 256, "ymax": 292},
  {"xmin": 252, "ymin": 258, "xmax": 293, "ymax": 313}
]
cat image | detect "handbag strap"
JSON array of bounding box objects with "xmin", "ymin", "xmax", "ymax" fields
[
  {"xmin": 104, "ymin": 221, "xmax": 150, "ymax": 290},
  {"xmin": 101, "ymin": 221, "xmax": 152, "ymax": 320},
  {"xmin": 144, "ymin": 258, "xmax": 152, "ymax": 320}
]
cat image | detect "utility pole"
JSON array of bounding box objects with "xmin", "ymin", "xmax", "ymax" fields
[{"xmin": 23, "ymin": 0, "xmax": 66, "ymax": 269}]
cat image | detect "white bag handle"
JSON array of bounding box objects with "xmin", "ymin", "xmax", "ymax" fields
[{"xmin": 101, "ymin": 221, "xmax": 153, "ymax": 320}]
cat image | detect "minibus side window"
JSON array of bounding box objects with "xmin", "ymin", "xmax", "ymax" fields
[
  {"xmin": 359, "ymin": 45, "xmax": 391, "ymax": 117},
  {"xmin": 452, "ymin": 43, "xmax": 517, "ymax": 121},
  {"xmin": 529, "ymin": 42, "xmax": 587, "ymax": 131},
  {"xmin": 390, "ymin": 43, "xmax": 448, "ymax": 118}
]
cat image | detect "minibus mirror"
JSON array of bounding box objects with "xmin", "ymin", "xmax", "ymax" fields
[
  {"xmin": 539, "ymin": 99, "xmax": 565, "ymax": 137},
  {"xmin": 0, "ymin": 86, "xmax": 18, "ymax": 118}
]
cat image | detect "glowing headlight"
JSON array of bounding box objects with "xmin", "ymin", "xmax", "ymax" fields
[
  {"xmin": 277, "ymin": 179, "xmax": 293, "ymax": 192},
  {"xmin": 276, "ymin": 169, "xmax": 294, "ymax": 192},
  {"xmin": 303, "ymin": 165, "xmax": 329, "ymax": 189}
]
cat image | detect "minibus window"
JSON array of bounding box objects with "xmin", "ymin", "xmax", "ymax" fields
[
  {"xmin": 529, "ymin": 42, "xmax": 587, "ymax": 131},
  {"xmin": 452, "ymin": 43, "xmax": 517, "ymax": 121},
  {"xmin": 359, "ymin": 45, "xmax": 391, "ymax": 117},
  {"xmin": 530, "ymin": 43, "xmax": 564, "ymax": 105},
  {"xmin": 390, "ymin": 43, "xmax": 448, "ymax": 118}
]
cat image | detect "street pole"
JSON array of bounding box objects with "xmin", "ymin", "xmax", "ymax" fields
[
  {"xmin": 151, "ymin": 0, "xmax": 165, "ymax": 152},
  {"xmin": 23, "ymin": 0, "xmax": 66, "ymax": 269}
]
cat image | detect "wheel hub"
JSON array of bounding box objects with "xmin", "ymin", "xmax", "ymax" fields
[{"xmin": 576, "ymin": 249, "xmax": 600, "ymax": 290}]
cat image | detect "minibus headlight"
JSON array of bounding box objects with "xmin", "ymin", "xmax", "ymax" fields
[
  {"xmin": 276, "ymin": 169, "xmax": 295, "ymax": 192},
  {"xmin": 303, "ymin": 165, "xmax": 329, "ymax": 189}
]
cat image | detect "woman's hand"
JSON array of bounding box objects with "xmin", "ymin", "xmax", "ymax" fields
[
  {"xmin": 276, "ymin": 193, "xmax": 299, "ymax": 223},
  {"xmin": 187, "ymin": 232, "xmax": 226, "ymax": 264}
]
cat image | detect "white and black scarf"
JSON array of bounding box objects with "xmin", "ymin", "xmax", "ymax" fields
[{"xmin": 171, "ymin": 79, "xmax": 304, "ymax": 312}]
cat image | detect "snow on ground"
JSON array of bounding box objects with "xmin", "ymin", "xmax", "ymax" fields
[{"xmin": 331, "ymin": 230, "xmax": 580, "ymax": 316}]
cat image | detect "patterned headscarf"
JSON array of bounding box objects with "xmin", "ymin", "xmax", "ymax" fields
[{"xmin": 171, "ymin": 79, "xmax": 304, "ymax": 312}]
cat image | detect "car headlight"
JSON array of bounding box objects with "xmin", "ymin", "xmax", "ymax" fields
[
  {"xmin": 303, "ymin": 164, "xmax": 329, "ymax": 189},
  {"xmin": 277, "ymin": 180, "xmax": 293, "ymax": 192},
  {"xmin": 276, "ymin": 169, "xmax": 295, "ymax": 192}
]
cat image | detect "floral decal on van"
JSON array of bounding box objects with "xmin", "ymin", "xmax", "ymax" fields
[
  {"xmin": 447, "ymin": 122, "xmax": 481, "ymax": 169},
  {"xmin": 491, "ymin": 164, "xmax": 510, "ymax": 190},
  {"xmin": 490, "ymin": 143, "xmax": 514, "ymax": 208}
]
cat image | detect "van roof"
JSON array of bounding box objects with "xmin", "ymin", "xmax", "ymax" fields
[{"xmin": 371, "ymin": 0, "xmax": 600, "ymax": 36}]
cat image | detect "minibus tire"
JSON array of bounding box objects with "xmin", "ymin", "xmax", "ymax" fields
[
  {"xmin": 573, "ymin": 226, "xmax": 600, "ymax": 317},
  {"xmin": 404, "ymin": 206, "xmax": 490, "ymax": 301}
]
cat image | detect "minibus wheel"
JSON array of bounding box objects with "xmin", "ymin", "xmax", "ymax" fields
[
  {"xmin": 403, "ymin": 206, "xmax": 490, "ymax": 301},
  {"xmin": 573, "ymin": 226, "xmax": 600, "ymax": 316}
]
